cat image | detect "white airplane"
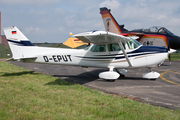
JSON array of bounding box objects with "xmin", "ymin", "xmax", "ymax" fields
[{"xmin": 3, "ymin": 26, "xmax": 168, "ymax": 81}]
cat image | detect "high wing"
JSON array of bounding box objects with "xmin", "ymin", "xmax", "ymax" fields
[
  {"xmin": 74, "ymin": 31, "xmax": 130, "ymax": 44},
  {"xmin": 74, "ymin": 31, "xmax": 133, "ymax": 67}
]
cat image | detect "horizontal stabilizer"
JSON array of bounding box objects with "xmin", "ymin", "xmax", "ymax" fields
[
  {"xmin": 6, "ymin": 58, "xmax": 18, "ymax": 61},
  {"xmin": 6, "ymin": 57, "xmax": 37, "ymax": 61},
  {"xmin": 20, "ymin": 57, "xmax": 37, "ymax": 60}
]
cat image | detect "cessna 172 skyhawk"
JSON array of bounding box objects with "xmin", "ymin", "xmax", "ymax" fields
[{"xmin": 4, "ymin": 26, "xmax": 168, "ymax": 81}]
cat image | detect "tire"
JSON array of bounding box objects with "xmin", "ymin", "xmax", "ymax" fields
[{"xmin": 106, "ymin": 79, "xmax": 116, "ymax": 82}]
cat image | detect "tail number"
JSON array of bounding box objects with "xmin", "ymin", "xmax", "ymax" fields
[{"xmin": 43, "ymin": 55, "xmax": 72, "ymax": 62}]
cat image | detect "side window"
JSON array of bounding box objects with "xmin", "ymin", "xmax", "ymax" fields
[
  {"xmin": 108, "ymin": 43, "xmax": 126, "ymax": 52},
  {"xmin": 91, "ymin": 45, "xmax": 106, "ymax": 52},
  {"xmin": 108, "ymin": 43, "xmax": 121, "ymax": 51}
]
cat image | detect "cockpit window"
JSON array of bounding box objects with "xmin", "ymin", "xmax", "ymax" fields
[
  {"xmin": 127, "ymin": 38, "xmax": 141, "ymax": 49},
  {"xmin": 149, "ymin": 26, "xmax": 174, "ymax": 36},
  {"xmin": 91, "ymin": 44, "xmax": 106, "ymax": 52},
  {"xmin": 158, "ymin": 28, "xmax": 166, "ymax": 34},
  {"xmin": 163, "ymin": 27, "xmax": 174, "ymax": 36},
  {"xmin": 149, "ymin": 26, "xmax": 159, "ymax": 32},
  {"xmin": 108, "ymin": 43, "xmax": 122, "ymax": 51}
]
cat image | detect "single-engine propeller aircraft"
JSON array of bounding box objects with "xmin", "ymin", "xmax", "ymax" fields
[
  {"xmin": 4, "ymin": 26, "xmax": 168, "ymax": 81},
  {"xmin": 100, "ymin": 7, "xmax": 180, "ymax": 54}
]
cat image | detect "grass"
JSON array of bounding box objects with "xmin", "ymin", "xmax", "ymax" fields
[
  {"xmin": 169, "ymin": 51, "xmax": 180, "ymax": 61},
  {"xmin": 0, "ymin": 61, "xmax": 180, "ymax": 120}
]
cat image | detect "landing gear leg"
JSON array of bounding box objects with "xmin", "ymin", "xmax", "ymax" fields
[
  {"xmin": 148, "ymin": 68, "xmax": 152, "ymax": 72},
  {"xmin": 115, "ymin": 69, "xmax": 126, "ymax": 77}
]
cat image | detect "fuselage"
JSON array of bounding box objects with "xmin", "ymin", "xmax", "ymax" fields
[
  {"xmin": 4, "ymin": 26, "xmax": 168, "ymax": 70},
  {"xmin": 20, "ymin": 43, "xmax": 168, "ymax": 69}
]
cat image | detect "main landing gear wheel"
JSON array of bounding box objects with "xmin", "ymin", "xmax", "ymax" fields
[
  {"xmin": 142, "ymin": 68, "xmax": 160, "ymax": 80},
  {"xmin": 99, "ymin": 71, "xmax": 119, "ymax": 82},
  {"xmin": 120, "ymin": 74, "xmax": 125, "ymax": 78},
  {"xmin": 99, "ymin": 66, "xmax": 120, "ymax": 82},
  {"xmin": 106, "ymin": 79, "xmax": 116, "ymax": 82}
]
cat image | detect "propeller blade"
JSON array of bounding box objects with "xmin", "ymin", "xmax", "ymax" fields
[{"xmin": 168, "ymin": 54, "xmax": 171, "ymax": 64}]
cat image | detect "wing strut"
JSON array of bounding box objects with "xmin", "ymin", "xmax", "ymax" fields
[{"xmin": 116, "ymin": 38, "xmax": 133, "ymax": 67}]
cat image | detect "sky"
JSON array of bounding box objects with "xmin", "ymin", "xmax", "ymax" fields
[{"xmin": 0, "ymin": 0, "xmax": 180, "ymax": 43}]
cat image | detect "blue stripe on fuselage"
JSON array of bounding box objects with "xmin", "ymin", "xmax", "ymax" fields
[
  {"xmin": 115, "ymin": 46, "xmax": 167, "ymax": 60},
  {"xmin": 129, "ymin": 46, "xmax": 168, "ymax": 54},
  {"xmin": 7, "ymin": 39, "xmax": 35, "ymax": 46}
]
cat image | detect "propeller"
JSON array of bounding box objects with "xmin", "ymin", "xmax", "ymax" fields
[{"xmin": 168, "ymin": 54, "xmax": 171, "ymax": 64}]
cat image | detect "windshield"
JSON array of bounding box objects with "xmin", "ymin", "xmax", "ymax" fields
[
  {"xmin": 163, "ymin": 27, "xmax": 174, "ymax": 36},
  {"xmin": 149, "ymin": 26, "xmax": 161, "ymax": 32},
  {"xmin": 84, "ymin": 45, "xmax": 91, "ymax": 50},
  {"xmin": 127, "ymin": 38, "xmax": 141, "ymax": 49}
]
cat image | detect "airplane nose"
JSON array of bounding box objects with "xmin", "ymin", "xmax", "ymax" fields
[{"xmin": 168, "ymin": 36, "xmax": 180, "ymax": 50}]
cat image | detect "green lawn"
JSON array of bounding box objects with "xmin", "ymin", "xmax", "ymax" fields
[
  {"xmin": 0, "ymin": 61, "xmax": 180, "ymax": 120},
  {"xmin": 170, "ymin": 51, "xmax": 180, "ymax": 60}
]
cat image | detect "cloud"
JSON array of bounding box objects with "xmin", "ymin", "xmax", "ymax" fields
[
  {"xmin": 1, "ymin": 0, "xmax": 180, "ymax": 43},
  {"xmin": 58, "ymin": 27, "xmax": 64, "ymax": 32},
  {"xmin": 99, "ymin": 0, "xmax": 121, "ymax": 9},
  {"xmin": 0, "ymin": 0, "xmax": 61, "ymax": 6},
  {"xmin": 65, "ymin": 15, "xmax": 77, "ymax": 27},
  {"xmin": 24, "ymin": 27, "xmax": 45, "ymax": 35},
  {"xmin": 137, "ymin": 0, "xmax": 147, "ymax": 7},
  {"xmin": 55, "ymin": 8, "xmax": 64, "ymax": 14}
]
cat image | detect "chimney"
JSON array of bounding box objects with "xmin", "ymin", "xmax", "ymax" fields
[
  {"xmin": 0, "ymin": 12, "xmax": 1, "ymax": 43},
  {"xmin": 0, "ymin": 12, "xmax": 1, "ymax": 35}
]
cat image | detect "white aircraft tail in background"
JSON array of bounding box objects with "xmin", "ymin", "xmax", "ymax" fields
[
  {"xmin": 4, "ymin": 26, "xmax": 35, "ymax": 60},
  {"xmin": 4, "ymin": 26, "xmax": 168, "ymax": 81}
]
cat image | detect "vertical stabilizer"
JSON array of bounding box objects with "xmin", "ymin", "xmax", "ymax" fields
[
  {"xmin": 100, "ymin": 7, "xmax": 128, "ymax": 34},
  {"xmin": 3, "ymin": 26, "xmax": 34, "ymax": 59}
]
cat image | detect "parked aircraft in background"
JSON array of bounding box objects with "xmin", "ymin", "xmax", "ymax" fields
[
  {"xmin": 63, "ymin": 34, "xmax": 88, "ymax": 49},
  {"xmin": 100, "ymin": 7, "xmax": 180, "ymax": 56},
  {"xmin": 4, "ymin": 26, "xmax": 168, "ymax": 81}
]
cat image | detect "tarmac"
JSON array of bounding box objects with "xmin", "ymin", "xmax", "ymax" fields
[{"xmin": 8, "ymin": 61, "xmax": 180, "ymax": 110}]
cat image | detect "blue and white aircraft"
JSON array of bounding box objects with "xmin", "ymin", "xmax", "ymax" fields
[{"xmin": 3, "ymin": 26, "xmax": 168, "ymax": 81}]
